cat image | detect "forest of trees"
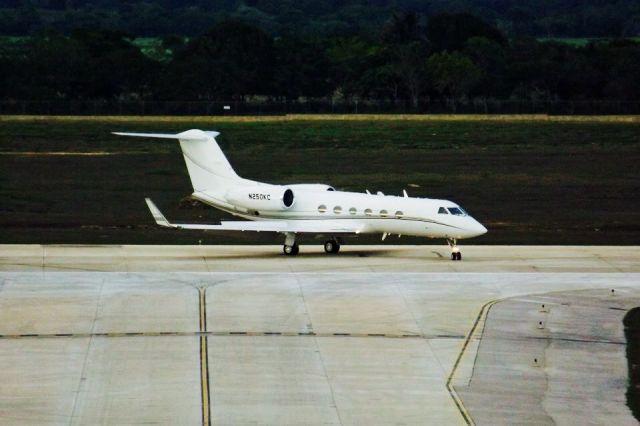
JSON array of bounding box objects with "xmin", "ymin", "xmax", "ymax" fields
[{"xmin": 0, "ymin": 9, "xmax": 639, "ymax": 107}]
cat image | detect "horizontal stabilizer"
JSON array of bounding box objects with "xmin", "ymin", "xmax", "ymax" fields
[{"xmin": 113, "ymin": 130, "xmax": 219, "ymax": 141}]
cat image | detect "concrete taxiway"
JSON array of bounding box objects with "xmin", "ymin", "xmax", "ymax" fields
[{"xmin": 0, "ymin": 245, "xmax": 638, "ymax": 425}]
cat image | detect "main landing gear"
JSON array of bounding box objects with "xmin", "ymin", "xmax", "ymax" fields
[
  {"xmin": 282, "ymin": 232, "xmax": 299, "ymax": 256},
  {"xmin": 282, "ymin": 233, "xmax": 342, "ymax": 256},
  {"xmin": 283, "ymin": 243, "xmax": 299, "ymax": 256},
  {"xmin": 448, "ymin": 238, "xmax": 462, "ymax": 261},
  {"xmin": 323, "ymin": 239, "xmax": 341, "ymax": 254}
]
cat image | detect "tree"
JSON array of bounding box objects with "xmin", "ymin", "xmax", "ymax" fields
[
  {"xmin": 380, "ymin": 41, "xmax": 430, "ymax": 106},
  {"xmin": 69, "ymin": 29, "xmax": 157, "ymax": 99},
  {"xmin": 381, "ymin": 11, "xmax": 423, "ymax": 44},
  {"xmin": 273, "ymin": 35, "xmax": 331, "ymax": 99},
  {"xmin": 464, "ymin": 36, "xmax": 508, "ymax": 97},
  {"xmin": 426, "ymin": 51, "xmax": 482, "ymax": 101},
  {"xmin": 602, "ymin": 41, "xmax": 640, "ymax": 100},
  {"xmin": 159, "ymin": 20, "xmax": 275, "ymax": 100},
  {"xmin": 326, "ymin": 36, "xmax": 382, "ymax": 98}
]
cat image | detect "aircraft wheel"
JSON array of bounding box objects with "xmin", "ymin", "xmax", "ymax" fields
[
  {"xmin": 283, "ymin": 244, "xmax": 299, "ymax": 256},
  {"xmin": 324, "ymin": 240, "xmax": 340, "ymax": 254},
  {"xmin": 451, "ymin": 252, "xmax": 462, "ymax": 261}
]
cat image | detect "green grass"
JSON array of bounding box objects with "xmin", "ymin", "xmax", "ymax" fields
[
  {"xmin": 1, "ymin": 116, "xmax": 639, "ymax": 245},
  {"xmin": 1, "ymin": 116, "xmax": 638, "ymax": 153}
]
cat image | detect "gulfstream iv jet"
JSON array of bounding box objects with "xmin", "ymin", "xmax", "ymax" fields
[{"xmin": 114, "ymin": 129, "xmax": 486, "ymax": 260}]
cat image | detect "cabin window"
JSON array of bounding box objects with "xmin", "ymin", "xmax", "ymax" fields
[
  {"xmin": 364, "ymin": 208, "xmax": 373, "ymax": 216},
  {"xmin": 395, "ymin": 211, "xmax": 404, "ymax": 218},
  {"xmin": 380, "ymin": 210, "xmax": 388, "ymax": 217},
  {"xmin": 438, "ymin": 207, "xmax": 448, "ymax": 214},
  {"xmin": 349, "ymin": 207, "xmax": 357, "ymax": 215},
  {"xmin": 318, "ymin": 205, "xmax": 327, "ymax": 213},
  {"xmin": 447, "ymin": 207, "xmax": 465, "ymax": 216},
  {"xmin": 333, "ymin": 206, "xmax": 342, "ymax": 214}
]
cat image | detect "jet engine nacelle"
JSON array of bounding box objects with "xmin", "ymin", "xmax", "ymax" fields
[{"xmin": 225, "ymin": 186, "xmax": 295, "ymax": 211}]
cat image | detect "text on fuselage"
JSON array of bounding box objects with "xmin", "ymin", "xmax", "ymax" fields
[{"xmin": 248, "ymin": 193, "xmax": 271, "ymax": 200}]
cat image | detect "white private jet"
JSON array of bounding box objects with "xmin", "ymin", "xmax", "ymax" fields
[{"xmin": 114, "ymin": 129, "xmax": 486, "ymax": 260}]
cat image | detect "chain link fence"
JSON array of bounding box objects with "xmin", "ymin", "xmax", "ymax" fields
[{"xmin": 1, "ymin": 99, "xmax": 639, "ymax": 115}]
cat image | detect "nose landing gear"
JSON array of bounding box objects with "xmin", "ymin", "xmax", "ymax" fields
[{"xmin": 447, "ymin": 238, "xmax": 462, "ymax": 261}]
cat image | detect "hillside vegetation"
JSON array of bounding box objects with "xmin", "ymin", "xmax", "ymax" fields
[
  {"xmin": 2, "ymin": 0, "xmax": 639, "ymax": 38},
  {"xmin": 1, "ymin": 15, "xmax": 639, "ymax": 106}
]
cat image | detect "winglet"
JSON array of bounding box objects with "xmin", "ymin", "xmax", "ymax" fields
[{"xmin": 144, "ymin": 198, "xmax": 176, "ymax": 228}]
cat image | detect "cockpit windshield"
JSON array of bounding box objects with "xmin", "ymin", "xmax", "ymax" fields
[{"xmin": 447, "ymin": 207, "xmax": 467, "ymax": 216}]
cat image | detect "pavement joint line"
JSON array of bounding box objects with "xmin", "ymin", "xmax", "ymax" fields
[
  {"xmin": 68, "ymin": 275, "xmax": 104, "ymax": 425},
  {"xmin": 446, "ymin": 299, "xmax": 499, "ymax": 426},
  {"xmin": 524, "ymin": 335, "xmax": 625, "ymax": 345}
]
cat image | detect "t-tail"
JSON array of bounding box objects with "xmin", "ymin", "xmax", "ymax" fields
[{"xmin": 113, "ymin": 129, "xmax": 245, "ymax": 192}]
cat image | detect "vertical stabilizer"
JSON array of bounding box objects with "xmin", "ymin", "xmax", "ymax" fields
[
  {"xmin": 113, "ymin": 129, "xmax": 241, "ymax": 192},
  {"xmin": 176, "ymin": 130, "xmax": 239, "ymax": 191}
]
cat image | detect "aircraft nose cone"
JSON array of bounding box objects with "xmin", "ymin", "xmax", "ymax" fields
[
  {"xmin": 477, "ymin": 222, "xmax": 488, "ymax": 235},
  {"xmin": 469, "ymin": 219, "xmax": 487, "ymax": 237}
]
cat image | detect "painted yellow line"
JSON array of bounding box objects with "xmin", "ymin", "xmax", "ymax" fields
[
  {"xmin": 446, "ymin": 299, "xmax": 499, "ymax": 426},
  {"xmin": 200, "ymin": 335, "xmax": 210, "ymax": 426},
  {"xmin": 198, "ymin": 287, "xmax": 211, "ymax": 426},
  {"xmin": 199, "ymin": 287, "xmax": 206, "ymax": 333}
]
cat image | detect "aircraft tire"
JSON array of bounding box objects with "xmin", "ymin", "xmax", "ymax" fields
[
  {"xmin": 324, "ymin": 240, "xmax": 340, "ymax": 254},
  {"xmin": 283, "ymin": 244, "xmax": 299, "ymax": 256}
]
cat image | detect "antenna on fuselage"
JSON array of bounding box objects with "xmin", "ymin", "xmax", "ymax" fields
[
  {"xmin": 366, "ymin": 189, "xmax": 371, "ymax": 194},
  {"xmin": 403, "ymin": 189, "xmax": 408, "ymax": 198}
]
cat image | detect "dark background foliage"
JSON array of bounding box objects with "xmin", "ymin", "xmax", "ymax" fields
[{"xmin": 0, "ymin": 2, "xmax": 638, "ymax": 103}]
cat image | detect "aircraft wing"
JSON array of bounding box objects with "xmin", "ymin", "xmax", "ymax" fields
[{"xmin": 145, "ymin": 198, "xmax": 362, "ymax": 234}]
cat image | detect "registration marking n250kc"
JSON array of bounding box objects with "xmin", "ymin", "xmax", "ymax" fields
[{"xmin": 248, "ymin": 193, "xmax": 271, "ymax": 200}]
